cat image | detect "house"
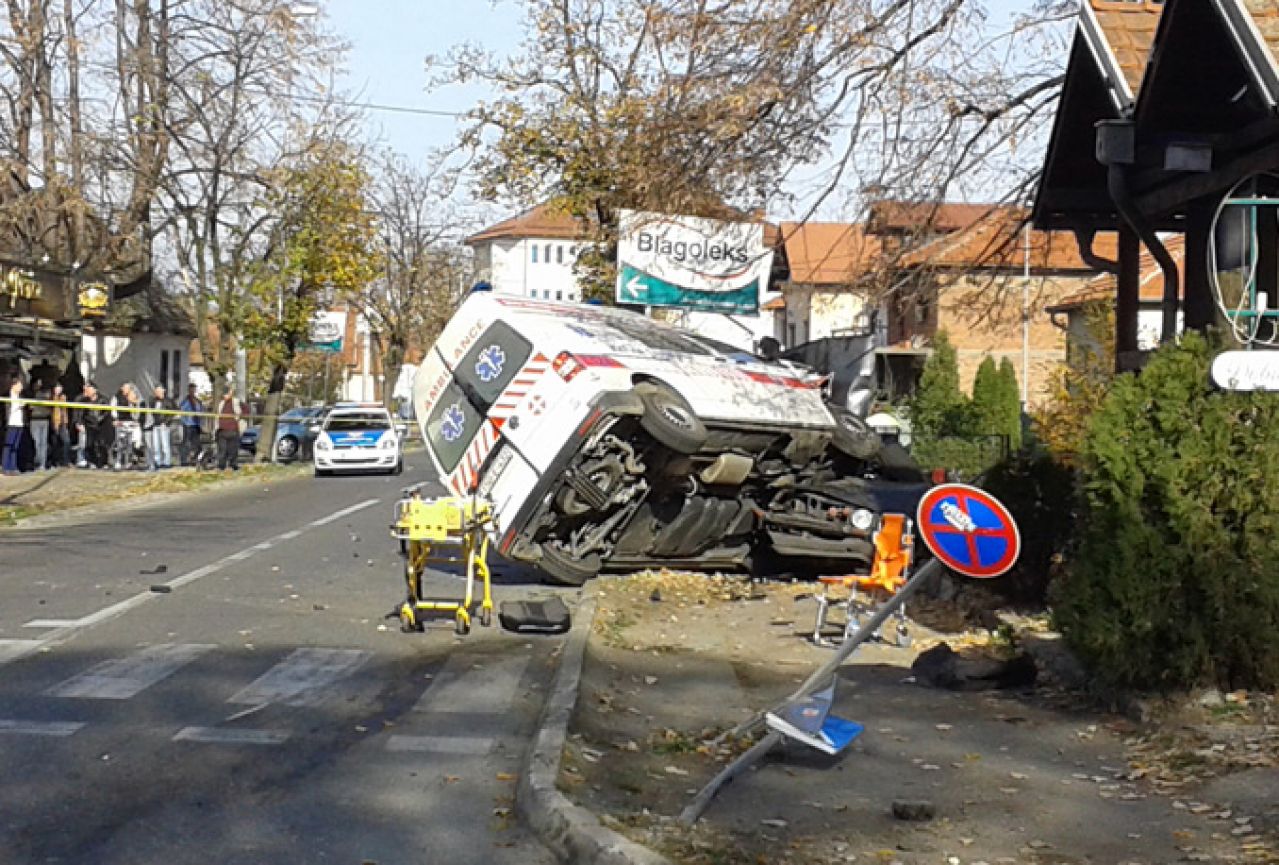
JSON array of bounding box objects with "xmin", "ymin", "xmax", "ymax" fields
[
  {"xmin": 465, "ymin": 203, "xmax": 588, "ymax": 303},
  {"xmin": 1047, "ymin": 235, "xmax": 1186, "ymax": 361},
  {"xmin": 889, "ymin": 207, "xmax": 1119, "ymax": 406},
  {"xmin": 80, "ymin": 282, "xmax": 196, "ymax": 397},
  {"xmin": 1032, "ymin": 0, "xmax": 1279, "ymax": 365},
  {"xmin": 772, "ymin": 222, "xmax": 882, "ymax": 347}
]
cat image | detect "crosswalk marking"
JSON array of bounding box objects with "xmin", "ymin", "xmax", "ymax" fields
[
  {"xmin": 46, "ymin": 643, "xmax": 216, "ymax": 700},
  {"xmin": 384, "ymin": 735, "xmax": 495, "ymax": 755},
  {"xmin": 173, "ymin": 727, "xmax": 290, "ymax": 746},
  {"xmin": 228, "ymin": 648, "xmax": 370, "ymax": 706},
  {"xmin": 0, "ymin": 639, "xmax": 42, "ymax": 664},
  {"xmin": 0, "ymin": 719, "xmax": 85, "ymax": 737},
  {"xmin": 415, "ymin": 654, "xmax": 531, "ymax": 714}
]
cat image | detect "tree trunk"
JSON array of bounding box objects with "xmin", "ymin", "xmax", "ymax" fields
[
  {"xmin": 377, "ymin": 331, "xmax": 404, "ymax": 413},
  {"xmin": 256, "ymin": 359, "xmax": 289, "ymax": 463}
]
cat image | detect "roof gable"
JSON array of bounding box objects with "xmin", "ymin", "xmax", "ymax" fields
[
  {"xmin": 780, "ymin": 222, "xmax": 881, "ymax": 285},
  {"xmin": 904, "ymin": 207, "xmax": 1118, "ymax": 271}
]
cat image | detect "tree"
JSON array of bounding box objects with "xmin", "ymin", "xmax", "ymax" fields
[
  {"xmin": 969, "ymin": 355, "xmax": 1001, "ymax": 438},
  {"xmin": 997, "ymin": 356, "xmax": 1022, "ymax": 450},
  {"xmin": 910, "ymin": 331, "xmax": 967, "ymax": 439},
  {"xmin": 433, "ymin": 0, "xmax": 1072, "ymax": 298},
  {"xmin": 343, "ymin": 154, "xmax": 469, "ymax": 411},
  {"xmin": 243, "ymin": 137, "xmax": 380, "ymax": 461},
  {"xmin": 1034, "ymin": 303, "xmax": 1113, "ymax": 461}
]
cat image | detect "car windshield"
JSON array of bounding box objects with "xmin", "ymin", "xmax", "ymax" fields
[
  {"xmin": 280, "ymin": 408, "xmax": 311, "ymax": 421},
  {"xmin": 326, "ymin": 412, "xmax": 391, "ymax": 431}
]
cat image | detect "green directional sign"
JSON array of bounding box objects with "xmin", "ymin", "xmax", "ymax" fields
[{"xmin": 617, "ymin": 264, "xmax": 761, "ymax": 314}]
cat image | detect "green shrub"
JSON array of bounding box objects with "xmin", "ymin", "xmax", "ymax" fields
[
  {"xmin": 1052, "ymin": 332, "xmax": 1279, "ymax": 691},
  {"xmin": 983, "ymin": 452, "xmax": 1075, "ymax": 605}
]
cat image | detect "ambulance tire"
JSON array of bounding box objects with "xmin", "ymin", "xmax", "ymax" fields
[
  {"xmin": 829, "ymin": 407, "xmax": 881, "ymax": 461},
  {"xmin": 538, "ymin": 542, "xmax": 601, "ymax": 587},
  {"xmin": 637, "ymin": 385, "xmax": 706, "ymax": 455}
]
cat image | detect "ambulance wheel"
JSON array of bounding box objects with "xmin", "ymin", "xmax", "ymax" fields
[
  {"xmin": 538, "ymin": 542, "xmax": 600, "ymax": 587},
  {"xmin": 829, "ymin": 406, "xmax": 881, "ymax": 460},
  {"xmin": 392, "ymin": 460, "xmax": 403, "ymax": 476},
  {"xmin": 479, "ymin": 607, "xmax": 493, "ymax": 627},
  {"xmin": 636, "ymin": 384, "xmax": 706, "ymax": 455},
  {"xmin": 455, "ymin": 615, "xmax": 471, "ymax": 636}
]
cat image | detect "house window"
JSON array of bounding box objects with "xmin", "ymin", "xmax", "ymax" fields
[
  {"xmin": 543, "ymin": 243, "xmax": 551, "ymax": 263},
  {"xmin": 159, "ymin": 350, "xmax": 169, "ymax": 393},
  {"xmin": 531, "ymin": 245, "xmax": 538, "ymax": 264},
  {"xmin": 556, "ymin": 245, "xmax": 564, "ymax": 265},
  {"xmin": 915, "ymin": 297, "xmax": 931, "ymax": 326},
  {"xmin": 556, "ymin": 290, "xmax": 563, "ymax": 300}
]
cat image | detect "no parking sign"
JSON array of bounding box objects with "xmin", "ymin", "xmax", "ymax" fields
[{"xmin": 916, "ymin": 484, "xmax": 1020, "ymax": 579}]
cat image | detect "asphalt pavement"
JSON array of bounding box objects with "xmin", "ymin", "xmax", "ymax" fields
[{"xmin": 0, "ymin": 460, "xmax": 563, "ymax": 865}]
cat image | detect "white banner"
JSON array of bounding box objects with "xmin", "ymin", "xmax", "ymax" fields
[{"xmin": 616, "ymin": 210, "xmax": 773, "ymax": 313}]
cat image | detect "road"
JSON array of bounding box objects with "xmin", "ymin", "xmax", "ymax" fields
[{"xmin": 0, "ymin": 460, "xmax": 562, "ymax": 865}]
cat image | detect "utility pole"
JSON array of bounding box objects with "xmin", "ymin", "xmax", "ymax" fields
[{"xmin": 1022, "ymin": 221, "xmax": 1031, "ymax": 407}]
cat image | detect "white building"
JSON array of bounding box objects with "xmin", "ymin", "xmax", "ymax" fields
[
  {"xmin": 81, "ymin": 285, "xmax": 195, "ymax": 397},
  {"xmin": 466, "ymin": 203, "xmax": 586, "ymax": 303}
]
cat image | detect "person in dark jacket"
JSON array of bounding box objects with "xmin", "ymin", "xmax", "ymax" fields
[{"xmin": 75, "ymin": 381, "xmax": 111, "ymax": 469}]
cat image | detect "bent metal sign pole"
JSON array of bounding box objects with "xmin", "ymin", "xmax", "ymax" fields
[{"xmin": 681, "ymin": 485, "xmax": 1021, "ymax": 825}]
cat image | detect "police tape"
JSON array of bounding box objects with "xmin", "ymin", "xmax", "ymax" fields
[{"xmin": 2, "ymin": 396, "xmax": 289, "ymax": 423}]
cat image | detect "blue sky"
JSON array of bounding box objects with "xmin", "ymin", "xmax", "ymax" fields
[{"xmin": 326, "ymin": 1, "xmax": 522, "ymax": 163}]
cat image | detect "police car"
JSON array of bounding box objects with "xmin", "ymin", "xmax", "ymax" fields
[
  {"xmin": 413, "ymin": 293, "xmax": 926, "ymax": 586},
  {"xmin": 313, "ymin": 404, "xmax": 404, "ymax": 476}
]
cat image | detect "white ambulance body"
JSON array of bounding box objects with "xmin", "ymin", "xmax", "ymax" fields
[{"xmin": 414, "ymin": 293, "xmax": 923, "ymax": 585}]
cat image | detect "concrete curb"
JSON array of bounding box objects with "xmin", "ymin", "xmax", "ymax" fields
[{"xmin": 518, "ymin": 592, "xmax": 675, "ymax": 865}]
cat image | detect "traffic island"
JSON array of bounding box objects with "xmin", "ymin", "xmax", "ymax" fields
[{"xmin": 558, "ymin": 571, "xmax": 1278, "ymax": 865}]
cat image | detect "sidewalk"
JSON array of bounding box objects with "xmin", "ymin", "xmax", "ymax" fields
[
  {"xmin": 0, "ymin": 463, "xmax": 306, "ymax": 526},
  {"xmin": 560, "ymin": 572, "xmax": 1279, "ymax": 865}
]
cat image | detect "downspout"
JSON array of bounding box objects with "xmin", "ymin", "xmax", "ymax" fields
[
  {"xmin": 1071, "ymin": 228, "xmax": 1120, "ymax": 273},
  {"xmin": 1107, "ymin": 163, "xmax": 1180, "ymax": 343}
]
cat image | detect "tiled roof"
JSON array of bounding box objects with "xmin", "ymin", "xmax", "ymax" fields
[
  {"xmin": 1048, "ymin": 235, "xmax": 1186, "ymax": 312},
  {"xmin": 1241, "ymin": 0, "xmax": 1279, "ymax": 92},
  {"xmin": 1088, "ymin": 0, "xmax": 1163, "ymax": 101},
  {"xmin": 466, "ymin": 202, "xmax": 591, "ymax": 244},
  {"xmin": 865, "ymin": 201, "xmax": 996, "ymax": 234},
  {"xmin": 902, "ymin": 207, "xmax": 1120, "ymax": 271},
  {"xmin": 780, "ymin": 222, "xmax": 881, "ymax": 285},
  {"xmin": 760, "ymin": 296, "xmax": 786, "ymax": 311}
]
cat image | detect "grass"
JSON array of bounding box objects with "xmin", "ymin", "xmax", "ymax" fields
[{"xmin": 0, "ymin": 462, "xmax": 308, "ymax": 526}]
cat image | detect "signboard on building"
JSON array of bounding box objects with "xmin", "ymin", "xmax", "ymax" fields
[
  {"xmin": 0, "ymin": 263, "xmax": 107, "ymax": 321},
  {"xmin": 615, "ymin": 210, "xmax": 773, "ymax": 314},
  {"xmin": 302, "ymin": 310, "xmax": 345, "ymax": 353}
]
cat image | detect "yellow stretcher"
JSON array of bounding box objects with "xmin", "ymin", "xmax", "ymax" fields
[{"xmin": 390, "ymin": 490, "xmax": 494, "ymax": 636}]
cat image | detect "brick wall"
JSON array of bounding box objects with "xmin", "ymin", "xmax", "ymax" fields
[{"xmin": 935, "ymin": 272, "xmax": 1093, "ymax": 407}]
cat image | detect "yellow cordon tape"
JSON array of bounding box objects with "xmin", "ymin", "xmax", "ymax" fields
[{"xmin": 1, "ymin": 396, "xmax": 292, "ymax": 423}]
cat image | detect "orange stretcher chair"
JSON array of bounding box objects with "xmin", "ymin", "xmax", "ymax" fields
[{"xmin": 806, "ymin": 513, "xmax": 915, "ymax": 648}]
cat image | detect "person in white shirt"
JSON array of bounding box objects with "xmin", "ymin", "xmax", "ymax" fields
[{"xmin": 3, "ymin": 378, "xmax": 25, "ymax": 475}]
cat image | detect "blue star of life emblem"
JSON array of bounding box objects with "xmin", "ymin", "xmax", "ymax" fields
[
  {"xmin": 475, "ymin": 345, "xmax": 506, "ymax": 383},
  {"xmin": 440, "ymin": 403, "xmax": 466, "ymax": 443}
]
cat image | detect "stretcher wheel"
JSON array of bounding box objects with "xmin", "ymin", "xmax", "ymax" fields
[
  {"xmin": 399, "ymin": 605, "xmax": 422, "ymax": 633},
  {"xmin": 479, "ymin": 607, "xmax": 493, "ymax": 628},
  {"xmin": 454, "ymin": 614, "xmax": 471, "ymax": 636}
]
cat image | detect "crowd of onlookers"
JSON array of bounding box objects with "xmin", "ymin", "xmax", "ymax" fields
[{"xmin": 2, "ymin": 378, "xmax": 250, "ymax": 476}]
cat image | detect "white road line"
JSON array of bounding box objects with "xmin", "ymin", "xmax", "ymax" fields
[
  {"xmin": 309, "ymin": 498, "xmax": 380, "ymax": 527},
  {"xmin": 228, "ymin": 648, "xmax": 370, "ymax": 706},
  {"xmin": 47, "ymin": 644, "xmax": 216, "ymax": 700},
  {"xmin": 414, "ymin": 655, "xmax": 531, "ymax": 715},
  {"xmin": 0, "ymin": 639, "xmax": 43, "ymax": 663},
  {"xmin": 384, "ymin": 735, "xmax": 495, "ymax": 756},
  {"xmin": 276, "ymin": 530, "xmax": 302, "ymax": 541},
  {"xmin": 0, "ymin": 719, "xmax": 85, "ymax": 737},
  {"xmin": 173, "ymin": 727, "xmax": 289, "ymax": 746},
  {"xmin": 7, "ymin": 498, "xmax": 381, "ymax": 664}
]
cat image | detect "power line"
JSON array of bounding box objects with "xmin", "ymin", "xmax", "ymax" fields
[{"xmin": 285, "ymin": 91, "xmax": 466, "ymax": 119}]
